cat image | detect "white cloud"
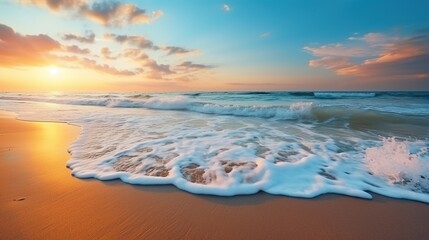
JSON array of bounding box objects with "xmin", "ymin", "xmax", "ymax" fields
[
  {"xmin": 223, "ymin": 4, "xmax": 231, "ymax": 12},
  {"xmin": 260, "ymin": 32, "xmax": 270, "ymax": 38}
]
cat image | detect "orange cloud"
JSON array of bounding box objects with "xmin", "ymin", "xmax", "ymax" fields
[
  {"xmin": 0, "ymin": 23, "xmax": 60, "ymax": 66},
  {"xmin": 80, "ymin": 2, "xmax": 162, "ymax": 27},
  {"xmin": 121, "ymin": 48, "xmax": 149, "ymax": 60},
  {"xmin": 22, "ymin": 0, "xmax": 162, "ymax": 27},
  {"xmin": 100, "ymin": 47, "xmax": 118, "ymax": 60},
  {"xmin": 0, "ymin": 23, "xmax": 141, "ymax": 75},
  {"xmin": 144, "ymin": 60, "xmax": 175, "ymax": 79},
  {"xmin": 22, "ymin": 0, "xmax": 85, "ymax": 11},
  {"xmin": 305, "ymin": 32, "xmax": 429, "ymax": 82},
  {"xmin": 0, "ymin": 22, "xmax": 213, "ymax": 81},
  {"xmin": 79, "ymin": 57, "xmax": 141, "ymax": 76},
  {"xmin": 64, "ymin": 45, "xmax": 90, "ymax": 54},
  {"xmin": 58, "ymin": 55, "xmax": 142, "ymax": 76}
]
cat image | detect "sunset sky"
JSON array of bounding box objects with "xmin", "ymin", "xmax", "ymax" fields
[{"xmin": 1, "ymin": 0, "xmax": 429, "ymax": 92}]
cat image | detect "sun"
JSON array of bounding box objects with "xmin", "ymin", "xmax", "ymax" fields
[{"xmin": 49, "ymin": 66, "xmax": 59, "ymax": 76}]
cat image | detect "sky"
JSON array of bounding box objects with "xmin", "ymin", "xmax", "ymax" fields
[{"xmin": 1, "ymin": 0, "xmax": 429, "ymax": 92}]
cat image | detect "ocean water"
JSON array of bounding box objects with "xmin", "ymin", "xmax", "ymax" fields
[{"xmin": 1, "ymin": 91, "xmax": 428, "ymax": 202}]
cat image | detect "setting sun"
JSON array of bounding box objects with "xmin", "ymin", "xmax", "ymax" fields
[{"xmin": 49, "ymin": 66, "xmax": 58, "ymax": 76}]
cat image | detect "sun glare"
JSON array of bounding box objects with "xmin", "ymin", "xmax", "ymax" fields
[{"xmin": 49, "ymin": 67, "xmax": 58, "ymax": 76}]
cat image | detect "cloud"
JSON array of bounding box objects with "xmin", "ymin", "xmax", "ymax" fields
[
  {"xmin": 58, "ymin": 55, "xmax": 142, "ymax": 75},
  {"xmin": 0, "ymin": 23, "xmax": 60, "ymax": 66},
  {"xmin": 22, "ymin": 0, "xmax": 85, "ymax": 11},
  {"xmin": 102, "ymin": 32, "xmax": 214, "ymax": 79},
  {"xmin": 79, "ymin": 57, "xmax": 141, "ymax": 75},
  {"xmin": 305, "ymin": 32, "xmax": 429, "ymax": 81},
  {"xmin": 260, "ymin": 32, "xmax": 270, "ymax": 38},
  {"xmin": 121, "ymin": 48, "xmax": 149, "ymax": 60},
  {"xmin": 62, "ymin": 31, "xmax": 95, "ymax": 43},
  {"xmin": 223, "ymin": 4, "xmax": 231, "ymax": 12},
  {"xmin": 0, "ymin": 23, "xmax": 183, "ymax": 78},
  {"xmin": 100, "ymin": 47, "xmax": 118, "ymax": 59},
  {"xmin": 0, "ymin": 23, "xmax": 213, "ymax": 82},
  {"xmin": 359, "ymin": 33, "xmax": 394, "ymax": 46},
  {"xmin": 0, "ymin": 23, "xmax": 140, "ymax": 75},
  {"xmin": 162, "ymin": 46, "xmax": 196, "ymax": 56},
  {"xmin": 105, "ymin": 33, "xmax": 157, "ymax": 49},
  {"xmin": 119, "ymin": 48, "xmax": 213, "ymax": 80},
  {"xmin": 22, "ymin": 0, "xmax": 162, "ymax": 27},
  {"xmin": 177, "ymin": 61, "xmax": 213, "ymax": 71},
  {"xmin": 119, "ymin": 48, "xmax": 173, "ymax": 79},
  {"xmin": 106, "ymin": 33, "xmax": 198, "ymax": 57},
  {"xmin": 64, "ymin": 45, "xmax": 90, "ymax": 54},
  {"xmin": 363, "ymin": 35, "xmax": 428, "ymax": 64},
  {"xmin": 144, "ymin": 60, "xmax": 174, "ymax": 79},
  {"xmin": 80, "ymin": 1, "xmax": 163, "ymax": 27},
  {"xmin": 304, "ymin": 43, "xmax": 371, "ymax": 57},
  {"xmin": 169, "ymin": 61, "xmax": 214, "ymax": 82},
  {"xmin": 308, "ymin": 56, "xmax": 352, "ymax": 70}
]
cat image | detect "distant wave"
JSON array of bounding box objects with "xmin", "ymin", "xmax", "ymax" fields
[
  {"xmin": 183, "ymin": 91, "xmax": 429, "ymax": 99},
  {"xmin": 240, "ymin": 91, "xmax": 273, "ymax": 95},
  {"xmin": 107, "ymin": 96, "xmax": 316, "ymax": 120},
  {"xmin": 77, "ymin": 96, "xmax": 429, "ymax": 126},
  {"xmin": 188, "ymin": 101, "xmax": 314, "ymax": 119},
  {"xmin": 288, "ymin": 92, "xmax": 315, "ymax": 96},
  {"xmin": 1, "ymin": 92, "xmax": 429, "ymax": 120},
  {"xmin": 314, "ymin": 92, "xmax": 377, "ymax": 99},
  {"xmin": 381, "ymin": 92, "xmax": 429, "ymax": 98}
]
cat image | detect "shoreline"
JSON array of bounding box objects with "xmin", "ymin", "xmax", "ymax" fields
[{"xmin": 1, "ymin": 114, "xmax": 429, "ymax": 239}]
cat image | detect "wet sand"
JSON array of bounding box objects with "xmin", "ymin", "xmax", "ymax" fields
[{"xmin": 1, "ymin": 114, "xmax": 429, "ymax": 240}]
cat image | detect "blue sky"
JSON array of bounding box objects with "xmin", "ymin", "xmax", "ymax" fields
[{"xmin": 1, "ymin": 0, "xmax": 429, "ymax": 91}]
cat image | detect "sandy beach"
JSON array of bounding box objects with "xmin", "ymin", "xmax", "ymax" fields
[{"xmin": 1, "ymin": 113, "xmax": 429, "ymax": 240}]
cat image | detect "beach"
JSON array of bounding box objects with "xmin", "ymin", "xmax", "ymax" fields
[
  {"xmin": 2, "ymin": 0, "xmax": 429, "ymax": 238},
  {"xmin": 1, "ymin": 114, "xmax": 429, "ymax": 240}
]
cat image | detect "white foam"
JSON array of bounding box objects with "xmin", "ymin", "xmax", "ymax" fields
[
  {"xmin": 1, "ymin": 96, "xmax": 429, "ymax": 203},
  {"xmin": 188, "ymin": 102, "xmax": 314, "ymax": 119},
  {"xmin": 365, "ymin": 137, "xmax": 429, "ymax": 192}
]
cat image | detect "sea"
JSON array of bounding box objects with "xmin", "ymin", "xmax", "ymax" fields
[{"xmin": 0, "ymin": 91, "xmax": 428, "ymax": 202}]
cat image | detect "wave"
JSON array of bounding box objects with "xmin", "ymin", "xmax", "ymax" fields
[
  {"xmin": 1, "ymin": 93, "xmax": 429, "ymax": 123},
  {"xmin": 106, "ymin": 96, "xmax": 315, "ymax": 120},
  {"xmin": 288, "ymin": 91, "xmax": 315, "ymax": 96},
  {"xmin": 179, "ymin": 91, "xmax": 429, "ymax": 100},
  {"xmin": 314, "ymin": 92, "xmax": 377, "ymax": 99},
  {"xmin": 380, "ymin": 91, "xmax": 429, "ymax": 98},
  {"xmin": 71, "ymin": 96, "xmax": 429, "ymax": 127},
  {"xmin": 188, "ymin": 101, "xmax": 314, "ymax": 119},
  {"xmin": 239, "ymin": 91, "xmax": 273, "ymax": 95},
  {"xmin": 1, "ymin": 93, "xmax": 429, "ymax": 202}
]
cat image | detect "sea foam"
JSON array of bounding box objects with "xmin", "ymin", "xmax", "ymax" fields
[
  {"xmin": 0, "ymin": 93, "xmax": 428, "ymax": 202},
  {"xmin": 366, "ymin": 137, "xmax": 429, "ymax": 193}
]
